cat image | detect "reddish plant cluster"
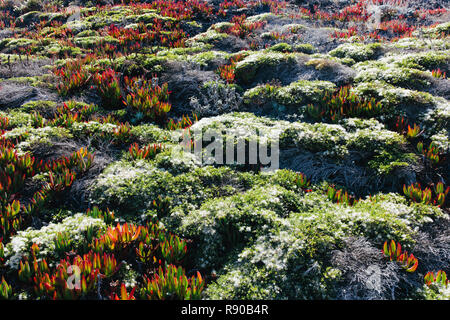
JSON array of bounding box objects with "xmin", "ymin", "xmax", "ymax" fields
[
  {"xmin": 28, "ymin": 101, "xmax": 97, "ymax": 131},
  {"xmin": 218, "ymin": 0, "xmax": 286, "ymax": 16},
  {"xmin": 141, "ymin": 264, "xmax": 204, "ymax": 300},
  {"xmin": 225, "ymin": 14, "xmax": 267, "ymax": 38},
  {"xmin": 93, "ymin": 68, "xmax": 123, "ymax": 109},
  {"xmin": 218, "ymin": 63, "xmax": 237, "ymax": 83},
  {"xmin": 424, "ymin": 270, "xmax": 448, "ymax": 287},
  {"xmin": 417, "ymin": 142, "xmax": 442, "ymax": 167},
  {"xmin": 0, "ymin": 241, "xmax": 4, "ymax": 267},
  {"xmin": 128, "ymin": 143, "xmax": 165, "ymax": 160},
  {"xmin": 25, "ymin": 147, "xmax": 95, "ymax": 215},
  {"xmin": 218, "ymin": 0, "xmax": 246, "ymax": 16},
  {"xmin": 53, "ymin": 55, "xmax": 95, "ymax": 96},
  {"xmin": 18, "ymin": 250, "xmax": 120, "ymax": 299},
  {"xmin": 431, "ymin": 69, "xmax": 447, "ymax": 79},
  {"xmin": 105, "ymin": 20, "xmax": 187, "ymax": 50},
  {"xmin": 403, "ymin": 182, "xmax": 449, "ymax": 208},
  {"xmin": 167, "ymin": 114, "xmax": 198, "ymax": 131},
  {"xmin": 0, "ymin": 143, "xmax": 40, "ymax": 240},
  {"xmin": 299, "ymin": 1, "xmax": 369, "ymax": 23},
  {"xmin": 0, "ymin": 276, "xmax": 12, "ymax": 299},
  {"xmin": 294, "ymin": 172, "xmax": 311, "ymax": 190},
  {"xmin": 406, "ymin": 124, "xmax": 421, "ymax": 139},
  {"xmin": 217, "ymin": 54, "xmax": 245, "ymax": 83},
  {"xmin": 112, "ymin": 122, "xmax": 133, "ymax": 144},
  {"xmin": 393, "ymin": 117, "xmax": 422, "ymax": 139},
  {"xmin": 0, "ymin": 135, "xmax": 95, "ymax": 241},
  {"xmin": 378, "ymin": 20, "xmax": 416, "ymax": 37},
  {"xmin": 132, "ymin": 0, "xmax": 213, "ymax": 20},
  {"xmin": 55, "ymin": 60, "xmax": 174, "ymax": 124},
  {"xmin": 124, "ymin": 76, "xmax": 172, "ymax": 122},
  {"xmin": 327, "ymin": 185, "xmax": 358, "ymax": 206},
  {"xmin": 0, "ymin": 116, "xmax": 9, "ymax": 132},
  {"xmin": 307, "ymin": 86, "xmax": 383, "ymax": 122},
  {"xmin": 292, "ymin": 0, "xmax": 446, "ymax": 41},
  {"xmin": 382, "ymin": 240, "xmax": 418, "ymax": 273},
  {"xmin": 415, "ymin": 8, "xmax": 447, "ymax": 20},
  {"xmin": 0, "ymin": 9, "xmax": 15, "ymax": 29},
  {"xmin": 332, "ymin": 26, "xmax": 358, "ymax": 39},
  {"xmin": 11, "ymin": 213, "xmax": 205, "ymax": 300},
  {"xmin": 110, "ymin": 283, "xmax": 136, "ymax": 300}
]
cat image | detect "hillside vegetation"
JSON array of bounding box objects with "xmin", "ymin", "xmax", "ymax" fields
[{"xmin": 0, "ymin": 0, "xmax": 449, "ymax": 300}]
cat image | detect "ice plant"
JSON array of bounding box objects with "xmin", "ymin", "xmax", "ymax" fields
[
  {"xmin": 332, "ymin": 26, "xmax": 358, "ymax": 39},
  {"xmin": 0, "ymin": 200, "xmax": 24, "ymax": 241},
  {"xmin": 17, "ymin": 248, "xmax": 122, "ymax": 300},
  {"xmin": 93, "ymin": 68, "xmax": 123, "ymax": 109},
  {"xmin": 424, "ymin": 270, "xmax": 448, "ymax": 287},
  {"xmin": 112, "ymin": 122, "xmax": 132, "ymax": 144},
  {"xmin": 307, "ymin": 86, "xmax": 382, "ymax": 122},
  {"xmin": 225, "ymin": 14, "xmax": 266, "ymax": 38},
  {"xmin": 160, "ymin": 233, "xmax": 187, "ymax": 264},
  {"xmin": 30, "ymin": 111, "xmax": 45, "ymax": 128},
  {"xmin": 403, "ymin": 182, "xmax": 448, "ymax": 207},
  {"xmin": 431, "ymin": 69, "xmax": 446, "ymax": 79},
  {"xmin": 0, "ymin": 241, "xmax": 4, "ymax": 266},
  {"xmin": 417, "ymin": 142, "xmax": 441, "ymax": 166},
  {"xmin": 136, "ymin": 241, "xmax": 158, "ymax": 265},
  {"xmin": 151, "ymin": 195, "xmax": 171, "ymax": 218},
  {"xmin": 406, "ymin": 124, "xmax": 421, "ymax": 139},
  {"xmin": 46, "ymin": 169, "xmax": 75, "ymax": 193},
  {"xmin": 295, "ymin": 172, "xmax": 311, "ymax": 189},
  {"xmin": 403, "ymin": 183, "xmax": 432, "ymax": 204},
  {"xmin": 382, "ymin": 240, "xmax": 418, "ymax": 272},
  {"xmin": 167, "ymin": 114, "xmax": 197, "ymax": 131},
  {"xmin": 54, "ymin": 232, "xmax": 73, "ymax": 256},
  {"xmin": 110, "ymin": 283, "xmax": 136, "ymax": 300},
  {"xmin": 217, "ymin": 63, "xmax": 236, "ymax": 83},
  {"xmin": 86, "ymin": 206, "xmax": 115, "ymax": 225},
  {"xmin": 18, "ymin": 259, "xmax": 32, "ymax": 282},
  {"xmin": 140, "ymin": 264, "xmax": 204, "ymax": 300},
  {"xmin": 0, "ymin": 277, "xmax": 12, "ymax": 299},
  {"xmin": 327, "ymin": 186, "xmax": 356, "ymax": 206},
  {"xmin": 128, "ymin": 143, "xmax": 165, "ymax": 160},
  {"xmin": 0, "ymin": 115, "xmax": 9, "ymax": 131},
  {"xmin": 23, "ymin": 189, "xmax": 50, "ymax": 215},
  {"xmin": 434, "ymin": 182, "xmax": 449, "ymax": 207},
  {"xmin": 54, "ymin": 55, "xmax": 94, "ymax": 96},
  {"xmin": 394, "ymin": 116, "xmax": 408, "ymax": 134},
  {"xmin": 124, "ymin": 77, "xmax": 172, "ymax": 122},
  {"xmin": 51, "ymin": 101, "xmax": 85, "ymax": 124},
  {"xmin": 91, "ymin": 223, "xmax": 143, "ymax": 258},
  {"xmin": 217, "ymin": 54, "xmax": 244, "ymax": 84}
]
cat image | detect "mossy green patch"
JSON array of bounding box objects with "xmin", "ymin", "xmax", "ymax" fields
[
  {"xmin": 234, "ymin": 52, "xmax": 297, "ymax": 84},
  {"xmin": 329, "ymin": 43, "xmax": 383, "ymax": 63}
]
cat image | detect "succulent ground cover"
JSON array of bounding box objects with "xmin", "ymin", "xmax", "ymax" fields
[{"xmin": 0, "ymin": 0, "xmax": 449, "ymax": 300}]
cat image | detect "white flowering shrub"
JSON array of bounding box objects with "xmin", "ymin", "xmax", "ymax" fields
[
  {"xmin": 0, "ymin": 0, "xmax": 448, "ymax": 301},
  {"xmin": 234, "ymin": 51, "xmax": 297, "ymax": 84},
  {"xmin": 420, "ymin": 283, "xmax": 450, "ymax": 300},
  {"xmin": 89, "ymin": 160, "xmax": 259, "ymax": 216},
  {"xmin": 329, "ymin": 43, "xmax": 383, "ymax": 63},
  {"xmin": 354, "ymin": 60, "xmax": 431, "ymax": 90},
  {"xmin": 4, "ymin": 214, "xmax": 106, "ymax": 269},
  {"xmin": 202, "ymin": 189, "xmax": 444, "ymax": 299},
  {"xmin": 1, "ymin": 125, "xmax": 72, "ymax": 155},
  {"xmin": 275, "ymin": 80, "xmax": 336, "ymax": 106},
  {"xmin": 176, "ymin": 185, "xmax": 297, "ymax": 269}
]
